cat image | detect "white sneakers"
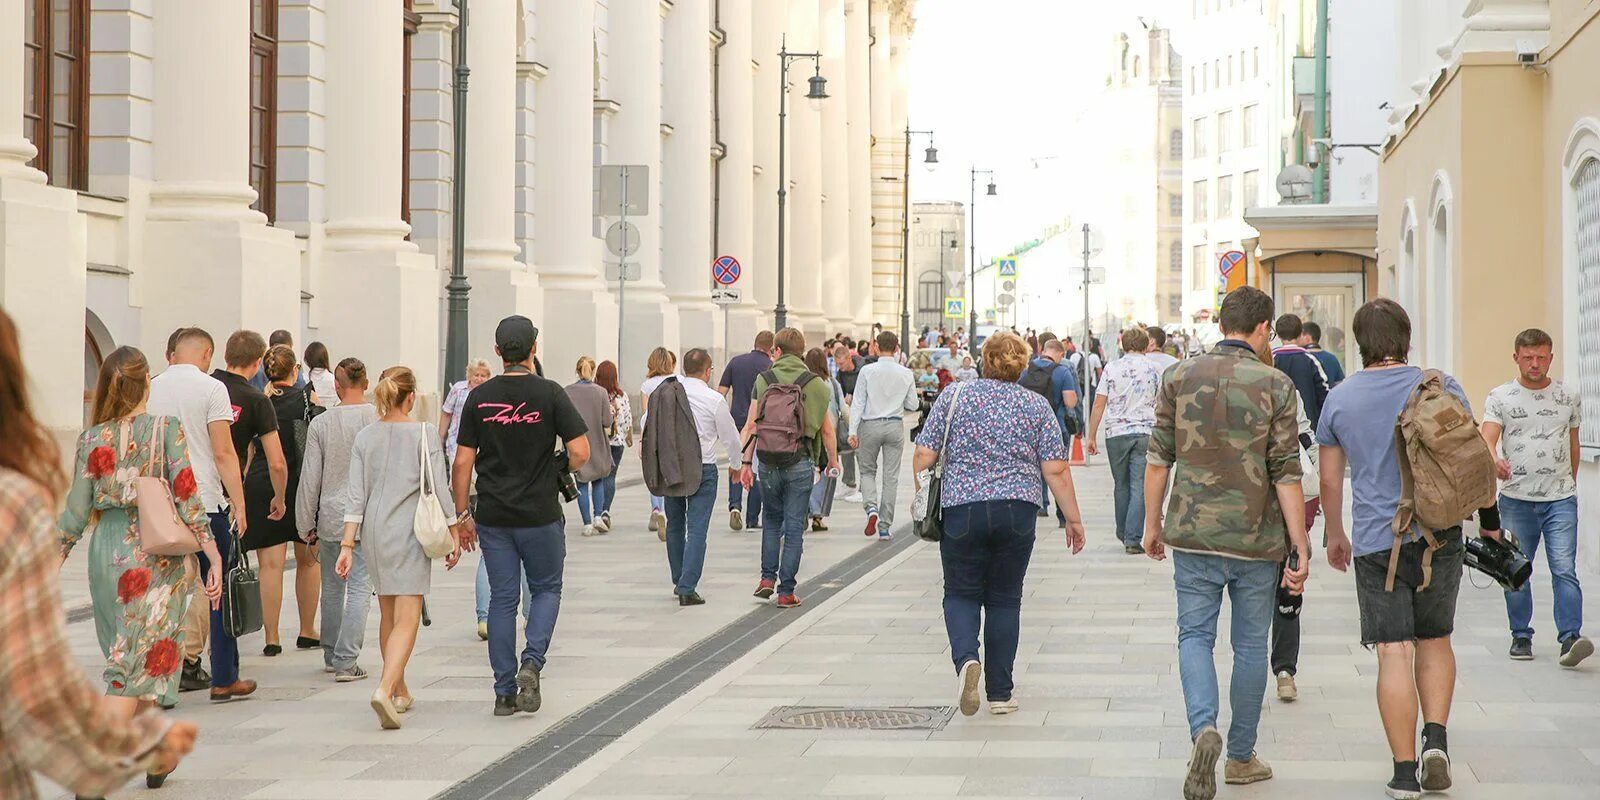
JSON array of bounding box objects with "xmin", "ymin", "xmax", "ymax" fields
[
  {"xmin": 989, "ymin": 698, "xmax": 1019, "ymax": 715},
  {"xmin": 957, "ymin": 660, "xmax": 982, "ymax": 716},
  {"xmin": 650, "ymin": 509, "xmax": 667, "ymax": 541}
]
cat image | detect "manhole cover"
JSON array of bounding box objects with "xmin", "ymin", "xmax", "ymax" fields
[{"xmin": 753, "ymin": 706, "xmax": 956, "ymax": 731}]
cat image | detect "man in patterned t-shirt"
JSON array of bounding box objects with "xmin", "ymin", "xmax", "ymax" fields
[{"xmin": 1482, "ymin": 328, "xmax": 1591, "ymax": 668}]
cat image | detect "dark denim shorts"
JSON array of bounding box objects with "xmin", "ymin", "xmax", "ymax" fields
[{"xmin": 1353, "ymin": 526, "xmax": 1464, "ymax": 646}]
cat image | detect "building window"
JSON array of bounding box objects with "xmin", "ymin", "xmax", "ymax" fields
[
  {"xmin": 1574, "ymin": 158, "xmax": 1600, "ymax": 445},
  {"xmin": 402, "ymin": 0, "xmax": 419, "ymax": 228},
  {"xmin": 1170, "ymin": 241, "xmax": 1183, "ymax": 275},
  {"xmin": 1170, "ymin": 129, "xmax": 1183, "ymax": 159},
  {"xmin": 23, "ymin": 0, "xmax": 89, "ymax": 190},
  {"xmin": 1253, "ymin": 46, "xmax": 1260, "ymax": 77},
  {"xmin": 1192, "ymin": 180, "xmax": 1209, "ymax": 222},
  {"xmin": 250, "ymin": 0, "xmax": 279, "ymax": 221},
  {"xmin": 1189, "ymin": 66, "xmax": 1196, "ymax": 94},
  {"xmin": 1212, "ymin": 61, "xmax": 1219, "ymax": 88},
  {"xmin": 1192, "ymin": 244, "xmax": 1209, "ymax": 290},
  {"xmin": 1218, "ymin": 174, "xmax": 1233, "ymax": 218},
  {"xmin": 1225, "ymin": 54, "xmax": 1233, "ymax": 86},
  {"xmin": 1169, "ymin": 193, "xmax": 1183, "ymax": 217},
  {"xmin": 1243, "ymin": 170, "xmax": 1259, "ymax": 206},
  {"xmin": 1239, "ymin": 50, "xmax": 1246, "ymax": 81},
  {"xmin": 1191, "ymin": 117, "xmax": 1209, "ymax": 157},
  {"xmin": 1217, "ymin": 109, "xmax": 1232, "ymax": 152},
  {"xmin": 1242, "ymin": 104, "xmax": 1258, "ymax": 148}
]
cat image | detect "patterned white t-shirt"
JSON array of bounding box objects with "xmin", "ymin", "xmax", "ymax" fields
[
  {"xmin": 1097, "ymin": 353, "xmax": 1162, "ymax": 439},
  {"xmin": 1484, "ymin": 378, "xmax": 1581, "ymax": 501}
]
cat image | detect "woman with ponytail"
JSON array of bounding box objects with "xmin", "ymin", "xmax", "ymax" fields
[
  {"xmin": 55, "ymin": 344, "xmax": 221, "ymax": 790},
  {"xmin": 337, "ymin": 366, "xmax": 462, "ymax": 729}
]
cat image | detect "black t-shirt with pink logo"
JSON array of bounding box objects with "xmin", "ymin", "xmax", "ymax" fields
[
  {"xmin": 457, "ymin": 373, "xmax": 587, "ymax": 527},
  {"xmin": 213, "ymin": 369, "xmax": 278, "ymax": 475}
]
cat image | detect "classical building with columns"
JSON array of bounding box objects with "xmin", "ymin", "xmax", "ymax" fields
[{"xmin": 0, "ymin": 0, "xmax": 917, "ymax": 442}]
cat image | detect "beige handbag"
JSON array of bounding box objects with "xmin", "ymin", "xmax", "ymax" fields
[
  {"xmin": 413, "ymin": 424, "xmax": 455, "ymax": 559},
  {"xmin": 126, "ymin": 418, "xmax": 202, "ymax": 557}
]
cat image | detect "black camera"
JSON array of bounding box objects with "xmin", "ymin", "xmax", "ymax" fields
[
  {"xmin": 553, "ymin": 448, "xmax": 579, "ymax": 504},
  {"xmin": 1465, "ymin": 532, "xmax": 1532, "ymax": 592}
]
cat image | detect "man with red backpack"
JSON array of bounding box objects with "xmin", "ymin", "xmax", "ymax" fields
[{"xmin": 738, "ymin": 328, "xmax": 840, "ymax": 608}]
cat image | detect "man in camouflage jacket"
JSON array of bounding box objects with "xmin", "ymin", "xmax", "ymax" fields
[{"xmin": 1141, "ymin": 286, "xmax": 1311, "ymax": 800}]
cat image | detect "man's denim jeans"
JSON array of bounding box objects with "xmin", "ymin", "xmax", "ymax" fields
[
  {"xmin": 1500, "ymin": 495, "xmax": 1584, "ymax": 642},
  {"xmin": 666, "ymin": 464, "xmax": 719, "ymax": 594},
  {"xmin": 1105, "ymin": 433, "xmax": 1148, "ymax": 546},
  {"xmin": 479, "ymin": 522, "xmax": 565, "ymax": 697},
  {"xmin": 202, "ymin": 512, "xmax": 240, "ymax": 687},
  {"xmin": 940, "ymin": 499, "xmax": 1037, "ymax": 702},
  {"xmin": 1173, "ymin": 550, "xmax": 1277, "ymax": 761},
  {"xmin": 759, "ymin": 458, "xmax": 814, "ymax": 595},
  {"xmin": 318, "ymin": 535, "xmax": 370, "ymax": 670}
]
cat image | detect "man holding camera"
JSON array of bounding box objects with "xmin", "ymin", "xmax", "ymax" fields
[
  {"xmin": 451, "ymin": 316, "xmax": 589, "ymax": 718},
  {"xmin": 1482, "ymin": 328, "xmax": 1591, "ymax": 667}
]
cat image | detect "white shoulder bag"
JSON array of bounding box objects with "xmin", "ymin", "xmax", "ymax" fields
[{"xmin": 413, "ymin": 424, "xmax": 455, "ymax": 559}]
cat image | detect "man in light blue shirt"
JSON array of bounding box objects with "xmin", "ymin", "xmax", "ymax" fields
[{"xmin": 847, "ymin": 331, "xmax": 921, "ymax": 540}]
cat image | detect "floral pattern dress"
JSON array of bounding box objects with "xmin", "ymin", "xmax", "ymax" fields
[{"xmin": 57, "ymin": 414, "xmax": 210, "ymax": 704}]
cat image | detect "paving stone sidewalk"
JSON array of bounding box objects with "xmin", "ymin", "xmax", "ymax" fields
[
  {"xmin": 537, "ymin": 460, "xmax": 1600, "ymax": 800},
  {"xmin": 42, "ymin": 453, "xmax": 896, "ymax": 800}
]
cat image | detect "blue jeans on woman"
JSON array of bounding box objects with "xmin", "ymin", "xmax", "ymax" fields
[
  {"xmin": 1172, "ymin": 550, "xmax": 1277, "ymax": 761},
  {"xmin": 940, "ymin": 499, "xmax": 1037, "ymax": 702},
  {"xmin": 576, "ymin": 481, "xmax": 606, "ymax": 525},
  {"xmin": 600, "ymin": 444, "xmax": 623, "ymax": 515},
  {"xmin": 1500, "ymin": 495, "xmax": 1584, "ymax": 643}
]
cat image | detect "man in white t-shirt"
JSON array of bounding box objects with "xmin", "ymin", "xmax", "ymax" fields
[
  {"xmin": 1145, "ymin": 326, "xmax": 1180, "ymax": 377},
  {"xmin": 148, "ymin": 327, "xmax": 249, "ymax": 694},
  {"xmin": 1482, "ymin": 328, "xmax": 1591, "ymax": 668}
]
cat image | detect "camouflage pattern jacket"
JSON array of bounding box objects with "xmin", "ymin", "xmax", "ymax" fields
[{"xmin": 1147, "ymin": 340, "xmax": 1302, "ymax": 561}]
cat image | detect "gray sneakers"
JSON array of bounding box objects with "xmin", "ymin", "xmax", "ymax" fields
[
  {"xmin": 1560, "ymin": 636, "xmax": 1594, "ymax": 668},
  {"xmin": 335, "ymin": 664, "xmax": 368, "ymax": 683}
]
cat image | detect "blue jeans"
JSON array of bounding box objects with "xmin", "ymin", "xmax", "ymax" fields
[
  {"xmin": 601, "ymin": 445, "xmax": 623, "ymax": 514},
  {"xmin": 475, "ymin": 556, "xmax": 531, "ymax": 623},
  {"xmin": 479, "ymin": 522, "xmax": 565, "ymax": 696},
  {"xmin": 1105, "ymin": 433, "xmax": 1149, "ymax": 546},
  {"xmin": 666, "ymin": 464, "xmax": 719, "ymax": 594},
  {"xmin": 759, "ymin": 458, "xmax": 814, "ymax": 595},
  {"xmin": 1173, "ymin": 551, "xmax": 1278, "ymax": 760},
  {"xmin": 318, "ymin": 535, "xmax": 370, "ymax": 670},
  {"xmin": 1500, "ymin": 495, "xmax": 1584, "ymax": 642},
  {"xmin": 729, "ymin": 470, "xmax": 763, "ymax": 520},
  {"xmin": 576, "ymin": 481, "xmax": 606, "ymax": 525},
  {"xmin": 201, "ymin": 512, "xmax": 241, "ymax": 687},
  {"xmin": 940, "ymin": 500, "xmax": 1037, "ymax": 702}
]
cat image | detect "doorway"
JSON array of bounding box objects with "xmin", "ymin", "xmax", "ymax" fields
[{"xmin": 1273, "ymin": 272, "xmax": 1364, "ymax": 377}]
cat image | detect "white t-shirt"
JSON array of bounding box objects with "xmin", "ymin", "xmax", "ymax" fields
[
  {"xmin": 640, "ymin": 374, "xmax": 674, "ymax": 428},
  {"xmin": 1484, "ymin": 378, "xmax": 1581, "ymax": 501},
  {"xmin": 1145, "ymin": 351, "xmax": 1179, "ymax": 378},
  {"xmin": 148, "ymin": 363, "xmax": 234, "ymax": 511},
  {"xmin": 307, "ymin": 367, "xmax": 338, "ymax": 408}
]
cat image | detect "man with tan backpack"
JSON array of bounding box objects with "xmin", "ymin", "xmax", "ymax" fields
[{"xmin": 1317, "ymin": 299, "xmax": 1501, "ymax": 800}]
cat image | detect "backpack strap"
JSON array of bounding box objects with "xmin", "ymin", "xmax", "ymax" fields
[{"xmin": 794, "ymin": 371, "xmax": 818, "ymax": 388}]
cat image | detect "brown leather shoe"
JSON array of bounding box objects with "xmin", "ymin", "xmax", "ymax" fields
[{"xmin": 209, "ymin": 679, "xmax": 258, "ymax": 702}]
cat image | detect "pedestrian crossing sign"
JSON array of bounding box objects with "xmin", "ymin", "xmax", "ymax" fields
[
  {"xmin": 997, "ymin": 258, "xmax": 1017, "ymax": 277},
  {"xmin": 944, "ymin": 298, "xmax": 965, "ymax": 318}
]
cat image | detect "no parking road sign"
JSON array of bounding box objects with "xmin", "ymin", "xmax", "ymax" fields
[{"xmin": 712, "ymin": 255, "xmax": 742, "ymax": 285}]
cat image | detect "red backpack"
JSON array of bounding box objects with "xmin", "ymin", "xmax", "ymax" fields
[{"xmin": 750, "ymin": 370, "xmax": 817, "ymax": 467}]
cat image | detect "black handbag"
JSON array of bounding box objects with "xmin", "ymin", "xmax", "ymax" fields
[
  {"xmin": 914, "ymin": 384, "xmax": 963, "ymax": 542},
  {"xmin": 224, "ymin": 543, "xmax": 264, "ymax": 639}
]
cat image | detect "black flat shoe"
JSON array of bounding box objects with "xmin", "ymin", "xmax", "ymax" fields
[
  {"xmin": 678, "ymin": 592, "xmax": 706, "ymax": 606},
  {"xmin": 263, "ymin": 644, "xmax": 282, "ymax": 657},
  {"xmin": 147, "ymin": 766, "xmax": 173, "ymax": 788},
  {"xmin": 296, "ymin": 636, "xmax": 320, "ymax": 650}
]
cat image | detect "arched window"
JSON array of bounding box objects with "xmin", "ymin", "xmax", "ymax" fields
[
  {"xmin": 1428, "ymin": 204, "xmax": 1452, "ymax": 370},
  {"xmin": 250, "ymin": 0, "xmax": 279, "ymax": 220},
  {"xmin": 23, "ymin": 0, "xmax": 89, "ymax": 189},
  {"xmin": 1572, "ymin": 156, "xmax": 1600, "ymax": 444}
]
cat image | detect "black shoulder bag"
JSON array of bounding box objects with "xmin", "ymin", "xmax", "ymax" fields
[{"xmin": 915, "ymin": 383, "xmax": 964, "ymax": 542}]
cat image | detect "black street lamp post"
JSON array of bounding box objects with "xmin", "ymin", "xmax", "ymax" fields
[
  {"xmin": 899, "ymin": 127, "xmax": 937, "ymax": 349},
  {"xmin": 774, "ymin": 36, "xmax": 828, "ymax": 331},
  {"xmin": 443, "ymin": 0, "xmax": 472, "ymax": 391},
  {"xmin": 968, "ymin": 167, "xmax": 995, "ymax": 361}
]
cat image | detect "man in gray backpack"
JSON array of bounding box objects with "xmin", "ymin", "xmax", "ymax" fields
[{"xmin": 738, "ymin": 328, "xmax": 839, "ymax": 608}]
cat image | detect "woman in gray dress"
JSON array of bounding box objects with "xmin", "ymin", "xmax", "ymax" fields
[
  {"xmin": 335, "ymin": 366, "xmax": 462, "ymax": 730},
  {"xmin": 565, "ymin": 357, "xmax": 615, "ymax": 537}
]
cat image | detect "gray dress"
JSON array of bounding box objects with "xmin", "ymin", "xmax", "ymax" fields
[{"xmin": 343, "ymin": 421, "xmax": 452, "ymax": 595}]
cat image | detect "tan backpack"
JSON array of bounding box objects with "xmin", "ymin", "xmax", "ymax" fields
[{"xmin": 1387, "ymin": 369, "xmax": 1497, "ymax": 591}]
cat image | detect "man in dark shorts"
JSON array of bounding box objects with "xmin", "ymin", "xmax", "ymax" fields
[{"xmin": 1317, "ymin": 299, "xmax": 1500, "ymax": 800}]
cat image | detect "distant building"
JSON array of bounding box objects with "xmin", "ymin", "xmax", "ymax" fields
[{"xmin": 910, "ymin": 202, "xmax": 966, "ymax": 333}]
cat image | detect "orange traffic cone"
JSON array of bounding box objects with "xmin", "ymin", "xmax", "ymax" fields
[{"xmin": 1069, "ymin": 434, "xmax": 1087, "ymax": 467}]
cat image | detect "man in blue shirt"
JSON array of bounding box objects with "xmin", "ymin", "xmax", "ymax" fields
[
  {"xmin": 1018, "ymin": 339, "xmax": 1078, "ymax": 520},
  {"xmin": 1301, "ymin": 321, "xmax": 1346, "ymax": 387},
  {"xmin": 718, "ymin": 331, "xmax": 774, "ymax": 531},
  {"xmin": 1271, "ymin": 314, "xmax": 1330, "ymax": 430}
]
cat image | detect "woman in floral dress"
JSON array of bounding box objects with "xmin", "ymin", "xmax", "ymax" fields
[{"xmin": 57, "ymin": 346, "xmax": 220, "ymax": 788}]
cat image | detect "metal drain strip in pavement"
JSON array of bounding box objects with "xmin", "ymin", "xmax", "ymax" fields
[{"xmin": 438, "ymin": 525, "xmax": 920, "ymax": 800}]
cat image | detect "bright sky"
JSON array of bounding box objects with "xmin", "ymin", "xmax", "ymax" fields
[{"xmin": 908, "ymin": 0, "xmax": 1183, "ymax": 263}]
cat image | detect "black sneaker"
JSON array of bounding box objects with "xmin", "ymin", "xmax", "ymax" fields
[
  {"xmin": 1509, "ymin": 637, "xmax": 1534, "ymax": 660},
  {"xmin": 515, "ymin": 660, "xmax": 542, "ymax": 713},
  {"xmin": 1419, "ymin": 724, "xmax": 1451, "ymax": 791},
  {"xmin": 1560, "ymin": 636, "xmax": 1595, "ymax": 668},
  {"xmin": 678, "ymin": 591, "xmax": 706, "ymax": 606},
  {"xmin": 179, "ymin": 658, "xmax": 211, "ymax": 692},
  {"xmin": 1124, "ymin": 544, "xmax": 1143, "ymax": 555},
  {"xmin": 1386, "ymin": 761, "xmax": 1422, "ymax": 800},
  {"xmin": 493, "ymin": 694, "xmax": 517, "ymax": 717}
]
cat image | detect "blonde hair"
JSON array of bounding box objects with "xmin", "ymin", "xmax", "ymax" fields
[
  {"xmin": 374, "ymin": 366, "xmax": 417, "ymax": 416},
  {"xmin": 981, "ymin": 331, "xmax": 1031, "ymax": 383},
  {"xmin": 91, "ymin": 346, "xmax": 150, "ymax": 426},
  {"xmin": 466, "ymin": 358, "xmax": 491, "ymax": 379},
  {"xmin": 645, "ymin": 347, "xmax": 676, "ymax": 379},
  {"xmin": 575, "ymin": 356, "xmax": 597, "ymax": 380},
  {"xmin": 262, "ymin": 344, "xmax": 298, "ymax": 397}
]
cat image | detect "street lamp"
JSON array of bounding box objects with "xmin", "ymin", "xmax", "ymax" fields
[
  {"xmin": 900, "ymin": 126, "xmax": 938, "ymax": 349},
  {"xmin": 968, "ymin": 167, "xmax": 995, "ymax": 360},
  {"xmin": 774, "ymin": 35, "xmax": 827, "ymax": 331},
  {"xmin": 937, "ymin": 230, "xmax": 957, "ymax": 328},
  {"xmin": 443, "ymin": 0, "xmax": 472, "ymax": 392}
]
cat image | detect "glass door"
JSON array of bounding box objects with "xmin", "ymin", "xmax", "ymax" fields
[{"xmin": 1275, "ymin": 273, "xmax": 1364, "ymax": 377}]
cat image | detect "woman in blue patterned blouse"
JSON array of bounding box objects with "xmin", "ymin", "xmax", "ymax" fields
[{"xmin": 913, "ymin": 331, "xmax": 1087, "ymax": 717}]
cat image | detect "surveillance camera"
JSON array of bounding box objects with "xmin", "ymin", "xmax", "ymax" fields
[{"xmin": 1516, "ymin": 39, "xmax": 1541, "ymax": 66}]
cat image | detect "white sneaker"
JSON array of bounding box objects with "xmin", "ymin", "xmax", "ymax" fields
[
  {"xmin": 651, "ymin": 510, "xmax": 667, "ymax": 541},
  {"xmin": 989, "ymin": 698, "xmax": 1019, "ymax": 715},
  {"xmin": 957, "ymin": 660, "xmax": 982, "ymax": 717},
  {"xmin": 593, "ymin": 516, "xmax": 610, "ymax": 534},
  {"xmin": 582, "ymin": 524, "xmax": 596, "ymax": 537},
  {"xmin": 838, "ymin": 488, "xmax": 863, "ymax": 503}
]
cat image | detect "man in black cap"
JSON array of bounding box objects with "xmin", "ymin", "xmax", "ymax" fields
[{"xmin": 450, "ymin": 315, "xmax": 590, "ymax": 717}]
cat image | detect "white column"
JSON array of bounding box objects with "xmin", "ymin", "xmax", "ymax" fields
[
  {"xmin": 869, "ymin": 0, "xmax": 891, "ymax": 142},
  {"xmin": 0, "ymin": 0, "xmax": 85, "ymax": 440},
  {"xmin": 534, "ymin": 0, "xmax": 617, "ymax": 383},
  {"xmin": 608, "ymin": 0, "xmax": 678, "ymax": 390},
  {"xmin": 717, "ymin": 0, "xmax": 764, "ymax": 353},
  {"xmin": 663, "ymin": 0, "xmax": 717, "ymax": 351},
  {"xmin": 751, "ymin": 0, "xmax": 783, "ymax": 323},
  {"xmin": 845, "ymin": 0, "xmax": 875, "ymax": 327},
  {"xmin": 141, "ymin": 0, "xmax": 297, "ymax": 357},
  {"xmin": 868, "ymin": 0, "xmax": 900, "ymax": 325},
  {"xmin": 788, "ymin": 0, "xmax": 828, "ymax": 341},
  {"xmin": 315, "ymin": 0, "xmax": 440, "ymax": 391},
  {"xmin": 819, "ymin": 0, "xmax": 852, "ymax": 332}
]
